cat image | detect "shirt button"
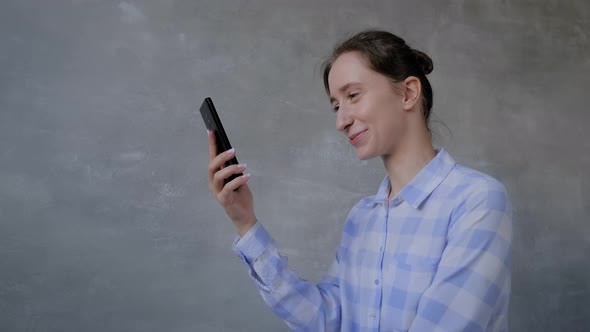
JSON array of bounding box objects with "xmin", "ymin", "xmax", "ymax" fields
[
  {"xmin": 374, "ymin": 279, "xmax": 379, "ymax": 285},
  {"xmin": 379, "ymin": 246, "xmax": 383, "ymax": 252},
  {"xmin": 370, "ymin": 313, "xmax": 376, "ymax": 320}
]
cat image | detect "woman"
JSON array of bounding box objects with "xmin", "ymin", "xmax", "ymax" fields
[{"xmin": 207, "ymin": 30, "xmax": 512, "ymax": 331}]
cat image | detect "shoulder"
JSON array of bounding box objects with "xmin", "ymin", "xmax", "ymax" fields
[
  {"xmin": 446, "ymin": 163, "xmax": 509, "ymax": 205},
  {"xmin": 345, "ymin": 195, "xmax": 375, "ymax": 221},
  {"xmin": 339, "ymin": 194, "xmax": 379, "ymax": 238},
  {"xmin": 444, "ymin": 163, "xmax": 512, "ymax": 230}
]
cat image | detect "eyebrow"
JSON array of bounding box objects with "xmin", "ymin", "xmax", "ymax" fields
[{"xmin": 329, "ymin": 82, "xmax": 362, "ymax": 104}]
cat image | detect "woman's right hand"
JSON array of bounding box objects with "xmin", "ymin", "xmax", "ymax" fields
[{"xmin": 207, "ymin": 130, "xmax": 257, "ymax": 237}]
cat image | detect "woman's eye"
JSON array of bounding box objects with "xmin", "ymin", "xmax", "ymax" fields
[
  {"xmin": 333, "ymin": 105, "xmax": 340, "ymax": 112},
  {"xmin": 348, "ymin": 92, "xmax": 359, "ymax": 100}
]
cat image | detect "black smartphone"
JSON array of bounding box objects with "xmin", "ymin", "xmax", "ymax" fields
[{"xmin": 199, "ymin": 97, "xmax": 243, "ymax": 186}]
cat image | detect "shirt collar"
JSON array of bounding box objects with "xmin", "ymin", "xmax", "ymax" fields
[{"xmin": 372, "ymin": 148, "xmax": 456, "ymax": 209}]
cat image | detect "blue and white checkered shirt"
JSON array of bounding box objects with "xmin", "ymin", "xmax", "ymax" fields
[{"xmin": 233, "ymin": 148, "xmax": 512, "ymax": 331}]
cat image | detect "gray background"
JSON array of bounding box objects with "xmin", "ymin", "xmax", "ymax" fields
[{"xmin": 1, "ymin": 0, "xmax": 589, "ymax": 331}]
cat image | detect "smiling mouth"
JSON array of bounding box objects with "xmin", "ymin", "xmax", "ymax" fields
[{"xmin": 349, "ymin": 129, "xmax": 367, "ymax": 144}]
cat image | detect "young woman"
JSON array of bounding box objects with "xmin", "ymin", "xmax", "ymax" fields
[{"xmin": 207, "ymin": 30, "xmax": 512, "ymax": 332}]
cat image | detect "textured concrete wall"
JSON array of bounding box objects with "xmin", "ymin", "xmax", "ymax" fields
[{"xmin": 1, "ymin": 1, "xmax": 588, "ymax": 331}]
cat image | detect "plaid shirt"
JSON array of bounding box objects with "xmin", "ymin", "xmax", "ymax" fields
[{"xmin": 233, "ymin": 148, "xmax": 512, "ymax": 331}]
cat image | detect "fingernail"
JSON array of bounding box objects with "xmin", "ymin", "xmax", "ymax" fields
[
  {"xmin": 226, "ymin": 148, "xmax": 235, "ymax": 155},
  {"xmin": 242, "ymin": 173, "xmax": 251, "ymax": 179},
  {"xmin": 237, "ymin": 163, "xmax": 247, "ymax": 169}
]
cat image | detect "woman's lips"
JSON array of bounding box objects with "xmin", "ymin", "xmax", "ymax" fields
[{"xmin": 349, "ymin": 129, "xmax": 367, "ymax": 145}]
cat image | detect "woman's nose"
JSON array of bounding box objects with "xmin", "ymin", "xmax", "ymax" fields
[{"xmin": 336, "ymin": 107, "xmax": 352, "ymax": 132}]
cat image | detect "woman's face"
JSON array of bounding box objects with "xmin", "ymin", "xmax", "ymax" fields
[{"xmin": 328, "ymin": 51, "xmax": 410, "ymax": 160}]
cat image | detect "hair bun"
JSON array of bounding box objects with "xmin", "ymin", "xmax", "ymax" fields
[{"xmin": 412, "ymin": 49, "xmax": 433, "ymax": 75}]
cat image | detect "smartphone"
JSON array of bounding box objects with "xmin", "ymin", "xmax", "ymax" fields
[{"xmin": 199, "ymin": 97, "xmax": 243, "ymax": 186}]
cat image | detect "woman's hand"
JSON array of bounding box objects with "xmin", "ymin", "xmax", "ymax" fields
[{"xmin": 207, "ymin": 130, "xmax": 257, "ymax": 237}]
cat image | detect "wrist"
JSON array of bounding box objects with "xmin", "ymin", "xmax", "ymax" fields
[{"xmin": 236, "ymin": 216, "xmax": 257, "ymax": 237}]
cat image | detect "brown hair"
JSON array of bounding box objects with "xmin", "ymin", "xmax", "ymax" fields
[{"xmin": 322, "ymin": 30, "xmax": 434, "ymax": 127}]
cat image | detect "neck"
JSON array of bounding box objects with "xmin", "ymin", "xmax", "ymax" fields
[{"xmin": 382, "ymin": 134, "xmax": 436, "ymax": 199}]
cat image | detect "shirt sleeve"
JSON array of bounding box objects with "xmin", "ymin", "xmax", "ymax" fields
[
  {"xmin": 232, "ymin": 221, "xmax": 342, "ymax": 331},
  {"xmin": 410, "ymin": 180, "xmax": 513, "ymax": 332}
]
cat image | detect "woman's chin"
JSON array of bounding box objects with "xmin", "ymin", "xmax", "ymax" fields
[{"xmin": 355, "ymin": 149, "xmax": 376, "ymax": 161}]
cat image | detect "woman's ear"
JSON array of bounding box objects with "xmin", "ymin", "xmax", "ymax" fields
[{"xmin": 402, "ymin": 76, "xmax": 422, "ymax": 111}]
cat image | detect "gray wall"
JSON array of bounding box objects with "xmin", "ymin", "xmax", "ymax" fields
[{"xmin": 1, "ymin": 1, "xmax": 589, "ymax": 331}]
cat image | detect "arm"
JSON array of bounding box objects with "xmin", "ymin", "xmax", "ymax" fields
[
  {"xmin": 233, "ymin": 221, "xmax": 342, "ymax": 332},
  {"xmin": 410, "ymin": 181, "xmax": 513, "ymax": 332},
  {"xmin": 205, "ymin": 131, "xmax": 341, "ymax": 330}
]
